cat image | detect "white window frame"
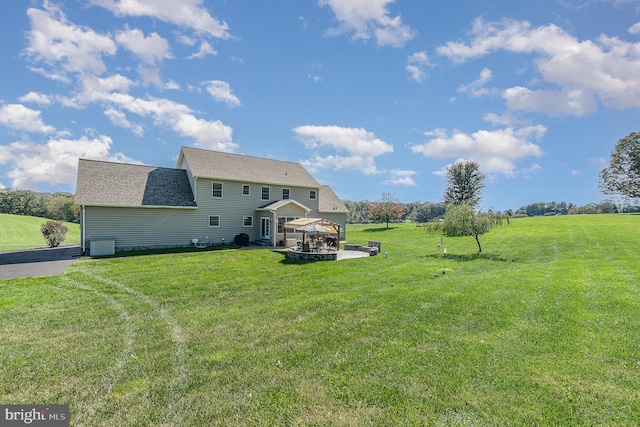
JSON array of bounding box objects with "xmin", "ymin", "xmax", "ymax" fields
[
  {"xmin": 242, "ymin": 184, "xmax": 250, "ymax": 196},
  {"xmin": 243, "ymin": 216, "xmax": 253, "ymax": 227},
  {"xmin": 282, "ymin": 188, "xmax": 290, "ymax": 200},
  {"xmin": 309, "ymin": 190, "xmax": 317, "ymax": 200},
  {"xmin": 261, "ymin": 186, "xmax": 270, "ymax": 201},
  {"xmin": 212, "ymin": 182, "xmax": 223, "ymax": 199},
  {"xmin": 208, "ymin": 215, "xmax": 220, "ymax": 227},
  {"xmin": 278, "ymin": 216, "xmax": 297, "ymax": 233}
]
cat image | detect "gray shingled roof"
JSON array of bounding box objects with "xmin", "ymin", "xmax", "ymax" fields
[
  {"xmin": 75, "ymin": 159, "xmax": 196, "ymax": 207},
  {"xmin": 179, "ymin": 146, "xmax": 321, "ymax": 188},
  {"xmin": 318, "ymin": 185, "xmax": 349, "ymax": 213}
]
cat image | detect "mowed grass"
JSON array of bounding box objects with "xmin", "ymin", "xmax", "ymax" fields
[
  {"xmin": 0, "ymin": 213, "xmax": 80, "ymax": 250},
  {"xmin": 1, "ymin": 215, "xmax": 639, "ymax": 425}
]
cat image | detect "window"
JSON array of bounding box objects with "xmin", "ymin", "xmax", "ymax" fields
[
  {"xmin": 282, "ymin": 188, "xmax": 290, "ymax": 200},
  {"xmin": 212, "ymin": 182, "xmax": 223, "ymax": 198},
  {"xmin": 243, "ymin": 216, "xmax": 253, "ymax": 227},
  {"xmin": 242, "ymin": 184, "xmax": 250, "ymax": 196},
  {"xmin": 208, "ymin": 215, "xmax": 220, "ymax": 227},
  {"xmin": 309, "ymin": 190, "xmax": 317, "ymax": 200},
  {"xmin": 261, "ymin": 186, "xmax": 270, "ymax": 201},
  {"xmin": 277, "ymin": 216, "xmax": 297, "ymax": 233}
]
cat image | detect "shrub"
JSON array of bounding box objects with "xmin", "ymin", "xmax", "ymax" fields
[{"xmin": 41, "ymin": 220, "xmax": 68, "ymax": 248}]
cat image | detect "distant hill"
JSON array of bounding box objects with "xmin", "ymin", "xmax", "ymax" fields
[{"xmin": 0, "ymin": 213, "xmax": 80, "ymax": 251}]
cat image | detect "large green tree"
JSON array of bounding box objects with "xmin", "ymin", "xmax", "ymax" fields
[
  {"xmin": 599, "ymin": 131, "xmax": 640, "ymax": 200},
  {"xmin": 444, "ymin": 161, "xmax": 485, "ymax": 207}
]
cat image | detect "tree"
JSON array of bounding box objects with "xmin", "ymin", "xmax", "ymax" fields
[
  {"xmin": 444, "ymin": 161, "xmax": 485, "ymax": 207},
  {"xmin": 41, "ymin": 220, "xmax": 68, "ymax": 248},
  {"xmin": 370, "ymin": 193, "xmax": 405, "ymax": 228},
  {"xmin": 46, "ymin": 196, "xmax": 80, "ymax": 222},
  {"xmin": 410, "ymin": 202, "xmax": 446, "ymax": 223},
  {"xmin": 599, "ymin": 131, "xmax": 640, "ymax": 200},
  {"xmin": 426, "ymin": 204, "xmax": 506, "ymax": 253}
]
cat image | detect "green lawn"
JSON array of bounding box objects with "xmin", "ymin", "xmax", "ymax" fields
[
  {"xmin": 1, "ymin": 215, "xmax": 639, "ymax": 425},
  {"xmin": 0, "ymin": 213, "xmax": 80, "ymax": 251}
]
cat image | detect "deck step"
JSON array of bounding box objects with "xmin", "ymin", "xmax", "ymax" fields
[{"xmin": 252, "ymin": 238, "xmax": 272, "ymax": 246}]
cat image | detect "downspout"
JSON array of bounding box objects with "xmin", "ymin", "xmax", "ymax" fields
[
  {"xmin": 81, "ymin": 205, "xmax": 86, "ymax": 255},
  {"xmin": 271, "ymin": 209, "xmax": 277, "ymax": 247},
  {"xmin": 193, "ymin": 176, "xmax": 198, "ymax": 203}
]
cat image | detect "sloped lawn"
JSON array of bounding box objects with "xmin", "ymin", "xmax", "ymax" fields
[
  {"xmin": 1, "ymin": 215, "xmax": 639, "ymax": 425},
  {"xmin": 0, "ymin": 213, "xmax": 80, "ymax": 251}
]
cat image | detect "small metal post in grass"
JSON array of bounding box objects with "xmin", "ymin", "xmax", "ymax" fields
[{"xmin": 437, "ymin": 235, "xmax": 447, "ymax": 273}]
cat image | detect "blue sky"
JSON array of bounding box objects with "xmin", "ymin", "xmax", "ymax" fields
[{"xmin": 1, "ymin": 0, "xmax": 639, "ymax": 211}]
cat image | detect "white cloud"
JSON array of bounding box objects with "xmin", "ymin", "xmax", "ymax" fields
[
  {"xmin": 19, "ymin": 91, "xmax": 52, "ymax": 105},
  {"xmin": 385, "ymin": 169, "xmax": 417, "ymax": 186},
  {"xmin": 175, "ymin": 33, "xmax": 196, "ymax": 46},
  {"xmin": 25, "ymin": 4, "xmax": 117, "ymax": 80},
  {"xmin": 204, "ymin": 80, "xmax": 240, "ymax": 107},
  {"xmin": 0, "ymin": 104, "xmax": 56, "ymax": 134},
  {"xmin": 521, "ymin": 163, "xmax": 542, "ymax": 178},
  {"xmin": 115, "ymin": 27, "xmax": 172, "ymax": 65},
  {"xmin": 411, "ymin": 126, "xmax": 545, "ymax": 175},
  {"xmin": 59, "ymin": 72, "xmax": 234, "ymax": 149},
  {"xmin": 90, "ymin": 0, "xmax": 231, "ymax": 39},
  {"xmin": 293, "ymin": 124, "xmax": 393, "ymax": 174},
  {"xmin": 406, "ymin": 51, "xmax": 432, "ymax": 82},
  {"xmin": 437, "ymin": 17, "xmax": 640, "ymax": 115},
  {"xmin": 503, "ymin": 86, "xmax": 597, "ymax": 116},
  {"xmin": 187, "ymin": 41, "xmax": 217, "ymax": 59},
  {"xmin": 173, "ymin": 113, "xmax": 235, "ymax": 151},
  {"xmin": 628, "ymin": 22, "xmax": 640, "ymax": 34},
  {"xmin": 457, "ymin": 67, "xmax": 496, "ymax": 98},
  {"xmin": 1, "ymin": 135, "xmax": 137, "ymax": 189},
  {"xmin": 104, "ymin": 108, "xmax": 144, "ymax": 136},
  {"xmin": 319, "ymin": 0, "xmax": 415, "ymax": 47},
  {"xmin": 99, "ymin": 92, "xmax": 236, "ymax": 151},
  {"xmin": 483, "ymin": 111, "xmax": 531, "ymax": 127}
]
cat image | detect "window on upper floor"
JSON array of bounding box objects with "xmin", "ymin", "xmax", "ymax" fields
[
  {"xmin": 309, "ymin": 190, "xmax": 317, "ymax": 200},
  {"xmin": 282, "ymin": 188, "xmax": 290, "ymax": 200},
  {"xmin": 262, "ymin": 186, "xmax": 270, "ymax": 201},
  {"xmin": 242, "ymin": 184, "xmax": 250, "ymax": 196},
  {"xmin": 212, "ymin": 182, "xmax": 223, "ymax": 198}
]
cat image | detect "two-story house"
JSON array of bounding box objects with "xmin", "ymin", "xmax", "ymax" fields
[{"xmin": 75, "ymin": 146, "xmax": 348, "ymax": 255}]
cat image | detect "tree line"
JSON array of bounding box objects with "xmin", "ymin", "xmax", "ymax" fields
[
  {"xmin": 0, "ymin": 189, "xmax": 80, "ymax": 223},
  {"xmin": 344, "ymin": 199, "xmax": 447, "ymax": 224},
  {"xmin": 345, "ymin": 197, "xmax": 637, "ymax": 225},
  {"xmin": 514, "ymin": 200, "xmax": 640, "ymax": 217}
]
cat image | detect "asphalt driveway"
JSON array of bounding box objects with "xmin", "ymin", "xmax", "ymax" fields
[{"xmin": 0, "ymin": 245, "xmax": 81, "ymax": 279}]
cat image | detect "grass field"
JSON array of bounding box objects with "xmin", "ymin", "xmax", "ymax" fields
[
  {"xmin": 0, "ymin": 213, "xmax": 80, "ymax": 251},
  {"xmin": 1, "ymin": 215, "xmax": 639, "ymax": 425}
]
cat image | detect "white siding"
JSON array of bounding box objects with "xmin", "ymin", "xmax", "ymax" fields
[
  {"xmin": 82, "ymin": 176, "xmax": 346, "ymax": 251},
  {"xmin": 83, "ymin": 206, "xmax": 202, "ymax": 251},
  {"xmin": 194, "ymin": 178, "xmax": 321, "ymax": 242}
]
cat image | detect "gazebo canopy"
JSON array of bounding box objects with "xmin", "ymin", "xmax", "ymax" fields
[{"xmin": 284, "ymin": 217, "xmax": 340, "ymax": 234}]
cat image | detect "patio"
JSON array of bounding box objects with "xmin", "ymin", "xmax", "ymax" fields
[{"xmin": 285, "ymin": 248, "xmax": 370, "ymax": 261}]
